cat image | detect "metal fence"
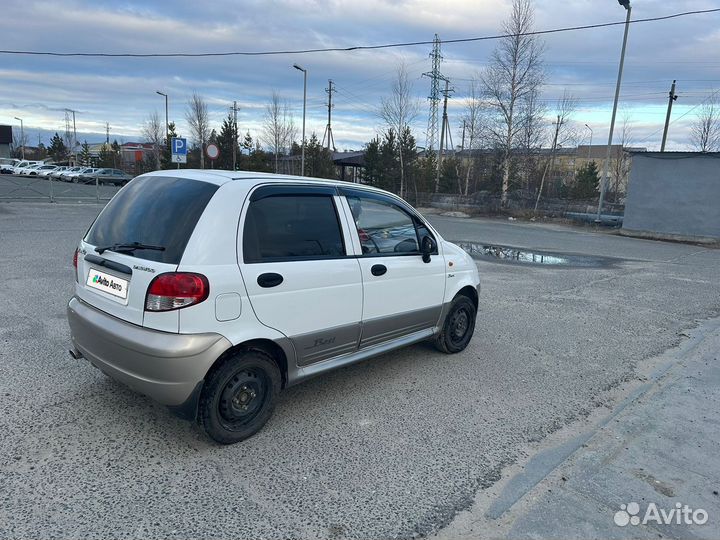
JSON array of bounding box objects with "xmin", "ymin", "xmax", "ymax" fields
[{"xmin": 0, "ymin": 174, "xmax": 121, "ymax": 203}]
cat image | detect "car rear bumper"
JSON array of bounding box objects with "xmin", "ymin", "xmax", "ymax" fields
[{"xmin": 67, "ymin": 296, "xmax": 231, "ymax": 410}]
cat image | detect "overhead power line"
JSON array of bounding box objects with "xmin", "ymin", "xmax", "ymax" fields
[{"xmin": 0, "ymin": 8, "xmax": 718, "ymax": 58}]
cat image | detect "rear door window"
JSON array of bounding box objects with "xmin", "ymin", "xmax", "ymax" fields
[
  {"xmin": 243, "ymin": 195, "xmax": 345, "ymax": 263},
  {"xmin": 84, "ymin": 176, "xmax": 218, "ymax": 264}
]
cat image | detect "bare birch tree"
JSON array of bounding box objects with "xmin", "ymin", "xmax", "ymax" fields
[
  {"xmin": 262, "ymin": 91, "xmax": 297, "ymax": 173},
  {"xmin": 10, "ymin": 128, "xmax": 28, "ymax": 158},
  {"xmin": 142, "ymin": 111, "xmax": 164, "ymax": 170},
  {"xmin": 611, "ymin": 110, "xmax": 634, "ymax": 201},
  {"xmin": 460, "ymin": 78, "xmax": 487, "ymax": 195},
  {"xmin": 379, "ymin": 62, "xmax": 419, "ymax": 198},
  {"xmin": 185, "ymin": 92, "xmax": 210, "ymax": 169},
  {"xmin": 690, "ymin": 95, "xmax": 720, "ymax": 152},
  {"xmin": 482, "ymin": 0, "xmax": 545, "ymax": 207},
  {"xmin": 534, "ymin": 91, "xmax": 576, "ymax": 212},
  {"xmin": 517, "ymin": 87, "xmax": 547, "ymax": 191}
]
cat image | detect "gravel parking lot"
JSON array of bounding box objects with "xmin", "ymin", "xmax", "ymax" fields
[{"xmin": 1, "ymin": 202, "xmax": 718, "ymax": 539}]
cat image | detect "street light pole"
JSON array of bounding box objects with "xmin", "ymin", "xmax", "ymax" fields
[
  {"xmin": 156, "ymin": 91, "xmax": 169, "ymax": 142},
  {"xmin": 597, "ymin": 1, "xmax": 632, "ymax": 222},
  {"xmin": 293, "ymin": 64, "xmax": 307, "ymax": 176},
  {"xmin": 584, "ymin": 124, "xmax": 593, "ymax": 161},
  {"xmin": 13, "ymin": 117, "xmax": 24, "ymax": 159}
]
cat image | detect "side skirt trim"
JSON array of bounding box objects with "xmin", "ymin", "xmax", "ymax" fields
[{"xmin": 287, "ymin": 327, "xmax": 436, "ymax": 386}]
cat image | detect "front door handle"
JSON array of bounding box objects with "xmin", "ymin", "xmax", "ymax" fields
[
  {"xmin": 371, "ymin": 264, "xmax": 387, "ymax": 277},
  {"xmin": 257, "ymin": 272, "xmax": 283, "ymax": 288}
]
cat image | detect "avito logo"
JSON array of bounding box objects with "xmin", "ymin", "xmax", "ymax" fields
[{"xmin": 92, "ymin": 274, "xmax": 123, "ymax": 292}]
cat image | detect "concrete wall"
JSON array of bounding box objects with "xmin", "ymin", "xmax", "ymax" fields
[{"xmin": 622, "ymin": 152, "xmax": 720, "ymax": 242}]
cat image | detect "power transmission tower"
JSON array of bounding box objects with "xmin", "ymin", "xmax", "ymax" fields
[
  {"xmin": 422, "ymin": 34, "xmax": 444, "ymax": 154},
  {"xmin": 230, "ymin": 101, "xmax": 240, "ymax": 170},
  {"xmin": 322, "ymin": 79, "xmax": 336, "ymax": 152},
  {"xmin": 660, "ymin": 80, "xmax": 678, "ymax": 152},
  {"xmin": 435, "ymin": 79, "xmax": 454, "ymax": 191},
  {"xmin": 64, "ymin": 110, "xmax": 73, "ymax": 151}
]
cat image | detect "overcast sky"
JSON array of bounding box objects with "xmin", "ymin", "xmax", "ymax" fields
[{"xmin": 1, "ymin": 0, "xmax": 719, "ymax": 153}]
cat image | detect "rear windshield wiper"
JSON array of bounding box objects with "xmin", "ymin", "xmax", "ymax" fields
[{"xmin": 95, "ymin": 242, "xmax": 166, "ymax": 254}]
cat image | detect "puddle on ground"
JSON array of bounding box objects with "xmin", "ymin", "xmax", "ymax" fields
[{"xmin": 455, "ymin": 241, "xmax": 616, "ymax": 268}]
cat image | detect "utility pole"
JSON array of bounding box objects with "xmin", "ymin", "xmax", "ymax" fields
[
  {"xmin": 435, "ymin": 79, "xmax": 453, "ymax": 192},
  {"xmin": 105, "ymin": 123, "xmax": 110, "ymax": 144},
  {"xmin": 156, "ymin": 91, "xmax": 169, "ymax": 143},
  {"xmin": 423, "ymin": 34, "xmax": 443, "ymax": 154},
  {"xmin": 660, "ymin": 80, "xmax": 678, "ymax": 152},
  {"xmin": 230, "ymin": 101, "xmax": 240, "ymax": 170},
  {"xmin": 322, "ymin": 79, "xmax": 336, "ymax": 151},
  {"xmin": 460, "ymin": 120, "xmax": 466, "ymax": 151},
  {"xmin": 293, "ymin": 64, "xmax": 307, "ymax": 176},
  {"xmin": 534, "ymin": 115, "xmax": 563, "ymax": 214},
  {"xmin": 597, "ymin": 1, "xmax": 632, "ymax": 222}
]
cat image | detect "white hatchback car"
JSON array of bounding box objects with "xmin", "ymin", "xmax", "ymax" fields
[{"xmin": 67, "ymin": 171, "xmax": 481, "ymax": 443}]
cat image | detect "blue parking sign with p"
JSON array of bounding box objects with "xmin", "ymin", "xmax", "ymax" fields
[{"xmin": 172, "ymin": 138, "xmax": 187, "ymax": 155}]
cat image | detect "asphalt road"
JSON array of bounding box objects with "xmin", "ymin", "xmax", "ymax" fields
[{"xmin": 1, "ymin": 203, "xmax": 718, "ymax": 539}]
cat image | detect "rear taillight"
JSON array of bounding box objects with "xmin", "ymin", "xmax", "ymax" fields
[
  {"xmin": 72, "ymin": 248, "xmax": 79, "ymax": 282},
  {"xmin": 145, "ymin": 272, "xmax": 209, "ymax": 312}
]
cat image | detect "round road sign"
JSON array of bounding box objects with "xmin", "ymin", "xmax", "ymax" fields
[{"xmin": 206, "ymin": 143, "xmax": 220, "ymax": 160}]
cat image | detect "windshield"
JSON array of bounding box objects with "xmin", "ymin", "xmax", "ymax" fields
[{"xmin": 84, "ymin": 176, "xmax": 219, "ymax": 264}]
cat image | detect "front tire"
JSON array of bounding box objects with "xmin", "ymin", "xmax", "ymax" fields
[
  {"xmin": 435, "ymin": 295, "xmax": 476, "ymax": 354},
  {"xmin": 198, "ymin": 350, "xmax": 281, "ymax": 444}
]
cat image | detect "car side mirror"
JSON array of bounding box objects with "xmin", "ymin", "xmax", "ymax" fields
[{"xmin": 421, "ymin": 235, "xmax": 436, "ymax": 263}]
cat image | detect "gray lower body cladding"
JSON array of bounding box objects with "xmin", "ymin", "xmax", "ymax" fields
[
  {"xmin": 67, "ymin": 296, "xmax": 232, "ymax": 407},
  {"xmin": 291, "ymin": 305, "xmax": 443, "ymax": 367}
]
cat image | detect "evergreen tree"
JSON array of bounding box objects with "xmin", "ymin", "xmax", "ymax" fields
[
  {"xmin": 378, "ymin": 129, "xmax": 400, "ymax": 193},
  {"xmin": 80, "ymin": 141, "xmax": 92, "ymax": 166},
  {"xmin": 98, "ymin": 144, "xmax": 115, "ymax": 168},
  {"xmin": 241, "ymin": 132, "xmax": 253, "ymax": 154},
  {"xmin": 398, "ymin": 127, "xmax": 418, "ymax": 202},
  {"xmin": 215, "ymin": 114, "xmax": 238, "ymax": 170},
  {"xmin": 161, "ymin": 122, "xmax": 179, "ymax": 169},
  {"xmin": 245, "ymin": 145, "xmax": 273, "ymax": 172},
  {"xmin": 438, "ymin": 156, "xmax": 462, "ymax": 194},
  {"xmin": 304, "ymin": 133, "xmax": 337, "ymax": 179},
  {"xmin": 362, "ymin": 137, "xmax": 383, "ymax": 187},
  {"xmin": 572, "ymin": 161, "xmax": 600, "ymax": 199},
  {"xmin": 48, "ymin": 133, "xmax": 68, "ymax": 162}
]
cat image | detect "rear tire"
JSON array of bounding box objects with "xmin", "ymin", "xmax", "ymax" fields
[
  {"xmin": 198, "ymin": 349, "xmax": 281, "ymax": 444},
  {"xmin": 434, "ymin": 295, "xmax": 476, "ymax": 354}
]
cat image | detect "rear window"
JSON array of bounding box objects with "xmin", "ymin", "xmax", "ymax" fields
[
  {"xmin": 85, "ymin": 176, "xmax": 219, "ymax": 264},
  {"xmin": 243, "ymin": 195, "xmax": 345, "ymax": 263}
]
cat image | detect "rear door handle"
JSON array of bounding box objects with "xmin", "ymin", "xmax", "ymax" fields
[
  {"xmin": 371, "ymin": 264, "xmax": 387, "ymax": 277},
  {"xmin": 257, "ymin": 272, "xmax": 283, "ymax": 288}
]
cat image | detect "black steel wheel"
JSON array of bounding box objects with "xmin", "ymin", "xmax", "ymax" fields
[
  {"xmin": 435, "ymin": 295, "xmax": 477, "ymax": 354},
  {"xmin": 198, "ymin": 349, "xmax": 281, "ymax": 444}
]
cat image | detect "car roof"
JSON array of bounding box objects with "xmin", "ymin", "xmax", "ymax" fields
[{"xmin": 139, "ymin": 169, "xmax": 389, "ymax": 195}]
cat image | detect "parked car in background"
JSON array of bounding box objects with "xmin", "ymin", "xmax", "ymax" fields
[
  {"xmin": 93, "ymin": 168, "xmax": 134, "ymax": 186},
  {"xmin": 21, "ymin": 164, "xmax": 45, "ymax": 176},
  {"xmin": 48, "ymin": 166, "xmax": 70, "ymax": 179},
  {"xmin": 69, "ymin": 168, "xmax": 99, "ymax": 183},
  {"xmin": 67, "ymin": 171, "xmax": 481, "ymax": 444},
  {"xmin": 58, "ymin": 166, "xmax": 84, "ymax": 181},
  {"xmin": 0, "ymin": 158, "xmax": 20, "ymax": 174},
  {"xmin": 36, "ymin": 165, "xmax": 60, "ymax": 177},
  {"xmin": 13, "ymin": 161, "xmax": 43, "ymax": 175}
]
